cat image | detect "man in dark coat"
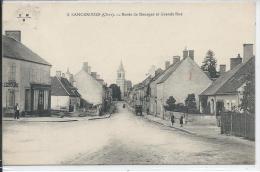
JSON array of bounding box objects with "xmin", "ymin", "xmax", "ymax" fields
[
  {"xmin": 170, "ymin": 114, "xmax": 175, "ymax": 126},
  {"xmin": 180, "ymin": 116, "xmax": 184, "ymax": 127},
  {"xmin": 14, "ymin": 103, "xmax": 20, "ymax": 119}
]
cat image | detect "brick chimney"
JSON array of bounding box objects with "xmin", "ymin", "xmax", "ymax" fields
[
  {"xmin": 56, "ymin": 71, "xmax": 61, "ymax": 78},
  {"xmin": 183, "ymin": 48, "xmax": 188, "ymax": 59},
  {"xmin": 230, "ymin": 54, "xmax": 242, "ymax": 70},
  {"xmin": 243, "ymin": 44, "xmax": 253, "ymax": 62},
  {"xmin": 165, "ymin": 61, "xmax": 170, "ymax": 69},
  {"xmin": 82, "ymin": 62, "xmax": 88, "ymax": 72},
  {"xmin": 5, "ymin": 30, "xmax": 21, "ymax": 42},
  {"xmin": 219, "ymin": 64, "xmax": 226, "ymax": 74},
  {"xmin": 188, "ymin": 50, "xmax": 194, "ymax": 60},
  {"xmin": 172, "ymin": 56, "xmax": 180, "ymax": 65}
]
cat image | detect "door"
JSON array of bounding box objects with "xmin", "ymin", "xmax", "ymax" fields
[
  {"xmin": 38, "ymin": 90, "xmax": 44, "ymax": 112},
  {"xmin": 25, "ymin": 89, "xmax": 31, "ymax": 111},
  {"xmin": 216, "ymin": 101, "xmax": 224, "ymax": 116}
]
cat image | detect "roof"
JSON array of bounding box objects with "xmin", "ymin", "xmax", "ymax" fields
[
  {"xmin": 200, "ymin": 57, "xmax": 255, "ymax": 96},
  {"xmin": 2, "ymin": 35, "xmax": 51, "ymax": 66},
  {"xmin": 51, "ymin": 76, "xmax": 81, "ymax": 97},
  {"xmin": 157, "ymin": 58, "xmax": 184, "ymax": 84}
]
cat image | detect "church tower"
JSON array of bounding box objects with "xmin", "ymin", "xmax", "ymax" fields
[{"xmin": 116, "ymin": 60, "xmax": 126, "ymax": 98}]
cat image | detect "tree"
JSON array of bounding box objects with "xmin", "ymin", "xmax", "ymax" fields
[
  {"xmin": 185, "ymin": 94, "xmax": 197, "ymax": 113},
  {"xmin": 201, "ymin": 50, "xmax": 217, "ymax": 79},
  {"xmin": 165, "ymin": 96, "xmax": 176, "ymax": 111},
  {"xmin": 240, "ymin": 66, "xmax": 255, "ymax": 114},
  {"xmin": 109, "ymin": 84, "xmax": 121, "ymax": 101}
]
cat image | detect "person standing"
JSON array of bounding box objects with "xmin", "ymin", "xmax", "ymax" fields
[
  {"xmin": 180, "ymin": 115, "xmax": 184, "ymax": 127},
  {"xmin": 170, "ymin": 114, "xmax": 175, "ymax": 126},
  {"xmin": 14, "ymin": 103, "xmax": 20, "ymax": 119}
]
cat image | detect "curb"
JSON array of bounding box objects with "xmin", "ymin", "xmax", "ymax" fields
[
  {"xmin": 88, "ymin": 114, "xmax": 111, "ymax": 120},
  {"xmin": 3, "ymin": 119, "xmax": 78, "ymax": 122}
]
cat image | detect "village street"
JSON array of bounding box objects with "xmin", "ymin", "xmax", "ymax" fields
[{"xmin": 3, "ymin": 102, "xmax": 254, "ymax": 165}]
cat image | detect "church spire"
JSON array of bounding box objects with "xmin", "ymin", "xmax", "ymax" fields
[{"xmin": 118, "ymin": 60, "xmax": 125, "ymax": 72}]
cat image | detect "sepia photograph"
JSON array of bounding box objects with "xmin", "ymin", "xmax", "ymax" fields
[{"xmin": 1, "ymin": 0, "xmax": 258, "ymax": 170}]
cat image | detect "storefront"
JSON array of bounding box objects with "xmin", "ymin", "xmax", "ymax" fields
[{"xmin": 27, "ymin": 84, "xmax": 51, "ymax": 114}]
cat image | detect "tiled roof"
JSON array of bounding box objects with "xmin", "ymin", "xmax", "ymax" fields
[
  {"xmin": 157, "ymin": 58, "xmax": 184, "ymax": 84},
  {"xmin": 2, "ymin": 35, "xmax": 51, "ymax": 66},
  {"xmin": 51, "ymin": 76, "xmax": 81, "ymax": 97},
  {"xmin": 200, "ymin": 57, "xmax": 254, "ymax": 96}
]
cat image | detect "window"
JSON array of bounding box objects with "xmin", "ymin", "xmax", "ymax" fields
[
  {"xmin": 44, "ymin": 90, "xmax": 49, "ymax": 110},
  {"xmin": 6, "ymin": 89, "xmax": 15, "ymax": 107},
  {"xmin": 8, "ymin": 63, "xmax": 16, "ymax": 81}
]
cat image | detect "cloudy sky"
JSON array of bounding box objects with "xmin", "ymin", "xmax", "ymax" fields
[{"xmin": 3, "ymin": 2, "xmax": 255, "ymax": 85}]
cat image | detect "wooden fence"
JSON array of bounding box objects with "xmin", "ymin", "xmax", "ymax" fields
[{"xmin": 221, "ymin": 112, "xmax": 255, "ymax": 140}]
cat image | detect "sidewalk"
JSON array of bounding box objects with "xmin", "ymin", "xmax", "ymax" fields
[
  {"xmin": 126, "ymin": 104, "xmax": 253, "ymax": 144},
  {"xmin": 3, "ymin": 114, "xmax": 111, "ymax": 122}
]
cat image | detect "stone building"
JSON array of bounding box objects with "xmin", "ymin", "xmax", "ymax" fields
[
  {"xmin": 154, "ymin": 49, "xmax": 212, "ymax": 118},
  {"xmin": 74, "ymin": 62, "xmax": 104, "ymax": 106},
  {"xmin": 2, "ymin": 31, "xmax": 52, "ymax": 116},
  {"xmin": 51, "ymin": 71, "xmax": 81, "ymax": 112},
  {"xmin": 199, "ymin": 44, "xmax": 255, "ymax": 115}
]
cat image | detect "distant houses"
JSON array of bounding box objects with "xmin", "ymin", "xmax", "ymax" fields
[
  {"xmin": 2, "ymin": 30, "xmax": 52, "ymax": 116},
  {"xmin": 51, "ymin": 71, "xmax": 81, "ymax": 112},
  {"xmin": 129, "ymin": 44, "xmax": 255, "ymax": 121}
]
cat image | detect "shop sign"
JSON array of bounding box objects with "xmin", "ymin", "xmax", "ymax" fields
[{"xmin": 3, "ymin": 81, "xmax": 19, "ymax": 87}]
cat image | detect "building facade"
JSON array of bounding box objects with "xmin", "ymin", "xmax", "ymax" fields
[
  {"xmin": 2, "ymin": 31, "xmax": 52, "ymax": 116},
  {"xmin": 116, "ymin": 61, "xmax": 126, "ymax": 98},
  {"xmin": 74, "ymin": 62, "xmax": 104, "ymax": 106},
  {"xmin": 200, "ymin": 45, "xmax": 255, "ymax": 116},
  {"xmin": 51, "ymin": 71, "xmax": 81, "ymax": 112}
]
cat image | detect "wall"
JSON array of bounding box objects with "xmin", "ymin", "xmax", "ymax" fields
[
  {"xmin": 2, "ymin": 57, "xmax": 51, "ymax": 112},
  {"xmin": 74, "ymin": 69, "xmax": 103, "ymax": 105},
  {"xmin": 51, "ymin": 96, "xmax": 70, "ymax": 110}
]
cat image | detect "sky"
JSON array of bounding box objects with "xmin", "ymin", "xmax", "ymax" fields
[{"xmin": 3, "ymin": 2, "xmax": 255, "ymax": 85}]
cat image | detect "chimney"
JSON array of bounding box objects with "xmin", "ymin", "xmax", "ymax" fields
[
  {"xmin": 5, "ymin": 30, "xmax": 21, "ymax": 42},
  {"xmin": 82, "ymin": 62, "xmax": 88, "ymax": 72},
  {"xmin": 183, "ymin": 48, "xmax": 188, "ymax": 59},
  {"xmin": 219, "ymin": 64, "xmax": 226, "ymax": 74},
  {"xmin": 230, "ymin": 54, "xmax": 242, "ymax": 70},
  {"xmin": 56, "ymin": 71, "xmax": 61, "ymax": 78},
  {"xmin": 165, "ymin": 61, "xmax": 170, "ymax": 69},
  {"xmin": 66, "ymin": 68, "xmax": 72, "ymax": 82},
  {"xmin": 188, "ymin": 50, "xmax": 194, "ymax": 60},
  {"xmin": 91, "ymin": 72, "xmax": 97, "ymax": 79},
  {"xmin": 172, "ymin": 56, "xmax": 181, "ymax": 65},
  {"xmin": 243, "ymin": 44, "xmax": 253, "ymax": 62},
  {"xmin": 62, "ymin": 73, "xmax": 65, "ymax": 78}
]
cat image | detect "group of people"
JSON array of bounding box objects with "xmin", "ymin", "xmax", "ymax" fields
[{"xmin": 170, "ymin": 113, "xmax": 186, "ymax": 127}]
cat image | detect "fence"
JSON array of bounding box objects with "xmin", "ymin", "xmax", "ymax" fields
[{"xmin": 221, "ymin": 112, "xmax": 255, "ymax": 140}]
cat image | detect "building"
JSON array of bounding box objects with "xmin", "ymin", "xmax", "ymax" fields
[
  {"xmin": 155, "ymin": 49, "xmax": 212, "ymax": 118},
  {"xmin": 51, "ymin": 71, "xmax": 81, "ymax": 112},
  {"xmin": 199, "ymin": 44, "xmax": 255, "ymax": 115},
  {"xmin": 74, "ymin": 62, "xmax": 104, "ymax": 106},
  {"xmin": 116, "ymin": 61, "xmax": 126, "ymax": 98},
  {"xmin": 2, "ymin": 30, "xmax": 52, "ymax": 116}
]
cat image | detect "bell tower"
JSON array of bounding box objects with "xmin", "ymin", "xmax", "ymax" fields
[{"xmin": 116, "ymin": 60, "xmax": 126, "ymax": 98}]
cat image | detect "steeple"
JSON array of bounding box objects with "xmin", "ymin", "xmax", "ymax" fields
[{"xmin": 118, "ymin": 60, "xmax": 125, "ymax": 72}]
